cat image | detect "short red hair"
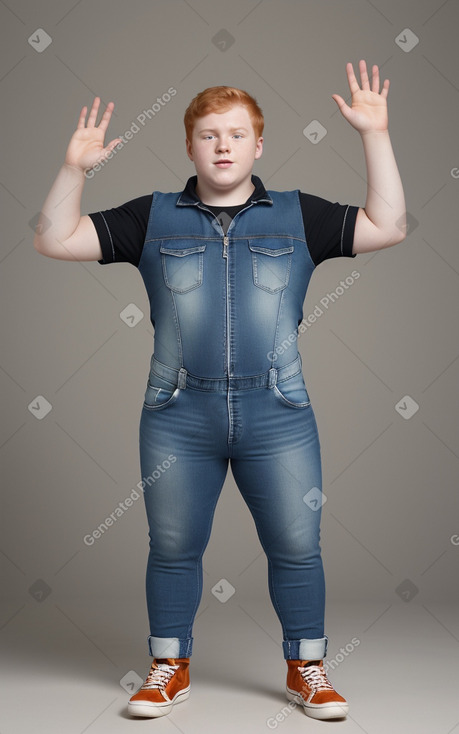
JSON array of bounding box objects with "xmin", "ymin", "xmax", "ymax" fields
[{"xmin": 184, "ymin": 86, "xmax": 264, "ymax": 141}]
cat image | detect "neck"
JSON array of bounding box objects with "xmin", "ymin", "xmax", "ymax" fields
[{"xmin": 195, "ymin": 178, "xmax": 255, "ymax": 206}]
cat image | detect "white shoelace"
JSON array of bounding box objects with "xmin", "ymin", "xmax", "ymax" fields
[
  {"xmin": 141, "ymin": 662, "xmax": 178, "ymax": 690},
  {"xmin": 299, "ymin": 665, "xmax": 334, "ymax": 692}
]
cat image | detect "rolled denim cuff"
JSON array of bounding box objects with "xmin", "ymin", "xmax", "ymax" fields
[
  {"xmin": 283, "ymin": 635, "xmax": 328, "ymax": 660},
  {"xmin": 147, "ymin": 635, "xmax": 193, "ymax": 658}
]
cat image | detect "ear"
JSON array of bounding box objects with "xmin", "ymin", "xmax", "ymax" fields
[
  {"xmin": 254, "ymin": 137, "xmax": 263, "ymax": 160},
  {"xmin": 186, "ymin": 138, "xmax": 193, "ymax": 161}
]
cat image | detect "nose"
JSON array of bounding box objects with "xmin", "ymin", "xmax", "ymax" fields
[{"xmin": 216, "ymin": 137, "xmax": 230, "ymax": 153}]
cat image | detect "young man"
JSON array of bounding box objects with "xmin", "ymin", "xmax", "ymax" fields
[{"xmin": 34, "ymin": 60, "xmax": 406, "ymax": 721}]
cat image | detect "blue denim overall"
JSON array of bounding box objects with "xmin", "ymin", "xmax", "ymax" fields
[{"xmin": 138, "ymin": 176, "xmax": 328, "ymax": 661}]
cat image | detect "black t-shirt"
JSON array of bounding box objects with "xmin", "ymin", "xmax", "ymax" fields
[{"xmin": 88, "ymin": 187, "xmax": 358, "ymax": 268}]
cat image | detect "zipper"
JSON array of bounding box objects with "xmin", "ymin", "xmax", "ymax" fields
[
  {"xmin": 195, "ymin": 203, "xmax": 230, "ymax": 375},
  {"xmin": 196, "ymin": 205, "xmax": 255, "ymax": 380},
  {"xmin": 223, "ymin": 233, "xmax": 231, "ymax": 438},
  {"xmin": 223, "ymin": 235, "xmax": 230, "ymax": 378}
]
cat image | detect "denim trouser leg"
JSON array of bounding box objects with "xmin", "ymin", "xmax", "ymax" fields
[{"xmin": 139, "ymin": 371, "xmax": 328, "ymax": 660}]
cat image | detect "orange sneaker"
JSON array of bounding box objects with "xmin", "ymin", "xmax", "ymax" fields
[
  {"xmin": 127, "ymin": 657, "xmax": 190, "ymax": 717},
  {"xmin": 286, "ymin": 659, "xmax": 349, "ymax": 720}
]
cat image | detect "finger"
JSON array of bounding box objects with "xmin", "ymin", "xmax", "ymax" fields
[
  {"xmin": 331, "ymin": 94, "xmax": 351, "ymax": 115},
  {"xmin": 331, "ymin": 93, "xmax": 345, "ymax": 107},
  {"xmin": 381, "ymin": 78, "xmax": 390, "ymax": 99},
  {"xmin": 346, "ymin": 62, "xmax": 360, "ymax": 95},
  {"xmin": 359, "ymin": 59, "xmax": 370, "ymax": 90},
  {"xmin": 105, "ymin": 137, "xmax": 122, "ymax": 153},
  {"xmin": 76, "ymin": 105, "xmax": 88, "ymax": 130},
  {"xmin": 86, "ymin": 97, "xmax": 101, "ymax": 128},
  {"xmin": 371, "ymin": 64, "xmax": 380, "ymax": 94},
  {"xmin": 97, "ymin": 101, "xmax": 116, "ymax": 133}
]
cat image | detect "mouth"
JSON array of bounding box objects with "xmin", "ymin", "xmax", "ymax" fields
[{"xmin": 214, "ymin": 160, "xmax": 233, "ymax": 168}]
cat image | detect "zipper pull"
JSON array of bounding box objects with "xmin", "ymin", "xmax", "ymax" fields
[{"xmin": 223, "ymin": 235, "xmax": 229, "ymax": 258}]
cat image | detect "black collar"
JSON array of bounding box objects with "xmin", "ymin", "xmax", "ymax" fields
[{"xmin": 176, "ymin": 174, "xmax": 273, "ymax": 207}]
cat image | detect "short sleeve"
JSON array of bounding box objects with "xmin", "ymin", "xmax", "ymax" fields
[
  {"xmin": 87, "ymin": 194, "xmax": 153, "ymax": 266},
  {"xmin": 299, "ymin": 192, "xmax": 359, "ymax": 267}
]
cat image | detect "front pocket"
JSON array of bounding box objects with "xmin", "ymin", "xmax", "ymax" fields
[
  {"xmin": 249, "ymin": 240, "xmax": 294, "ymax": 293},
  {"xmin": 160, "ymin": 241, "xmax": 206, "ymax": 293},
  {"xmin": 143, "ymin": 381, "xmax": 180, "ymax": 411},
  {"xmin": 272, "ymin": 372, "xmax": 311, "ymax": 409}
]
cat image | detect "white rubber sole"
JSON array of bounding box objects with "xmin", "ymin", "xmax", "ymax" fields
[
  {"xmin": 286, "ymin": 687, "xmax": 349, "ymax": 720},
  {"xmin": 127, "ymin": 686, "xmax": 190, "ymax": 718}
]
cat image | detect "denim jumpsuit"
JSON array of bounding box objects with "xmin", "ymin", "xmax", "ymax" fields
[{"xmin": 138, "ymin": 175, "xmax": 328, "ymax": 662}]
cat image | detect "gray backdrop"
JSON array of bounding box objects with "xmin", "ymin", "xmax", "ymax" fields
[{"xmin": 1, "ymin": 0, "xmax": 458, "ymax": 731}]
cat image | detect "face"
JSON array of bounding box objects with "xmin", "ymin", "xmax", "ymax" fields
[{"xmin": 186, "ymin": 105, "xmax": 263, "ymax": 197}]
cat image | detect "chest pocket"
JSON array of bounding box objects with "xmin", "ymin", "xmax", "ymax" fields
[
  {"xmin": 160, "ymin": 241, "xmax": 206, "ymax": 293},
  {"xmin": 249, "ymin": 240, "xmax": 294, "ymax": 293}
]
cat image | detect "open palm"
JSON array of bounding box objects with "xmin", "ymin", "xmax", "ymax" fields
[
  {"xmin": 332, "ymin": 60, "xmax": 389, "ymax": 133},
  {"xmin": 65, "ymin": 97, "xmax": 121, "ymax": 172}
]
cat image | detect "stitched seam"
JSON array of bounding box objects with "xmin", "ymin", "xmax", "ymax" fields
[
  {"xmin": 340, "ymin": 205, "xmax": 349, "ymax": 256},
  {"xmin": 273, "ymin": 385, "xmax": 310, "ymax": 408},
  {"xmin": 99, "ymin": 212, "xmax": 115, "ymax": 262}
]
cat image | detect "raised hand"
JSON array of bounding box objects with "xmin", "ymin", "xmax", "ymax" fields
[
  {"xmin": 332, "ymin": 60, "xmax": 389, "ymax": 133},
  {"xmin": 64, "ymin": 97, "xmax": 122, "ymax": 173}
]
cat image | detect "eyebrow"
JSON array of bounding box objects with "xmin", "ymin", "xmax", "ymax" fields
[{"xmin": 197, "ymin": 127, "xmax": 249, "ymax": 133}]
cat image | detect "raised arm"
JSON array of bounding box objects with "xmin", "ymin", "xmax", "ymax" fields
[
  {"xmin": 332, "ymin": 60, "xmax": 407, "ymax": 253},
  {"xmin": 33, "ymin": 97, "xmax": 121, "ymax": 260}
]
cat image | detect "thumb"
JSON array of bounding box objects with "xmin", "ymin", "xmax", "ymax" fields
[
  {"xmin": 106, "ymin": 137, "xmax": 123, "ymax": 151},
  {"xmin": 100, "ymin": 138, "xmax": 122, "ymax": 160},
  {"xmin": 331, "ymin": 94, "xmax": 352, "ymax": 121},
  {"xmin": 331, "ymin": 94, "xmax": 347, "ymax": 111}
]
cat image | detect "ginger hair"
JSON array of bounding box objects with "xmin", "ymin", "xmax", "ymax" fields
[{"xmin": 184, "ymin": 86, "xmax": 264, "ymax": 140}]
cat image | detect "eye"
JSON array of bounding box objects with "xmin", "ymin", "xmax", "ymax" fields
[{"xmin": 233, "ymin": 134, "xmax": 243, "ymax": 139}]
